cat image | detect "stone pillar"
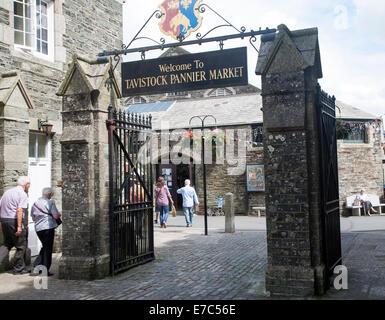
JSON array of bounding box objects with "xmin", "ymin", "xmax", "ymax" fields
[
  {"xmin": 256, "ymin": 25, "xmax": 326, "ymax": 297},
  {"xmin": 56, "ymin": 55, "xmax": 121, "ymax": 280},
  {"xmin": 0, "ymin": 72, "xmax": 32, "ymax": 194},
  {"xmin": 224, "ymin": 192, "xmax": 235, "ymax": 233},
  {"xmin": 0, "ymin": 72, "xmax": 33, "ymax": 271}
]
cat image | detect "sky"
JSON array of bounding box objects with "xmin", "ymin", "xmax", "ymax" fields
[{"xmin": 122, "ymin": 0, "xmax": 385, "ymax": 117}]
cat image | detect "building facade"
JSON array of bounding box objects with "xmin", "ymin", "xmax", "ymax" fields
[
  {"xmin": 0, "ymin": 0, "xmax": 123, "ymax": 255},
  {"xmin": 124, "ymin": 48, "xmax": 384, "ymax": 217}
]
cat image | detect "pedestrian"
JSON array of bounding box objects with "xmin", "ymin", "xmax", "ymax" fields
[
  {"xmin": 31, "ymin": 187, "xmax": 61, "ymax": 276},
  {"xmin": 154, "ymin": 176, "xmax": 164, "ymax": 224},
  {"xmin": 355, "ymin": 189, "xmax": 377, "ymax": 216},
  {"xmin": 177, "ymin": 179, "xmax": 199, "ymax": 227},
  {"xmin": 154, "ymin": 177, "xmax": 174, "ymax": 228},
  {"xmin": 0, "ymin": 176, "xmax": 31, "ymax": 274}
]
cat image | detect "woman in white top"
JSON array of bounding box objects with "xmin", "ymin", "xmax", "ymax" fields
[
  {"xmin": 31, "ymin": 187, "xmax": 61, "ymax": 276},
  {"xmin": 356, "ymin": 190, "xmax": 378, "ymax": 216}
]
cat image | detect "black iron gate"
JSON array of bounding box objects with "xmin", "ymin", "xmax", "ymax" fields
[
  {"xmin": 107, "ymin": 105, "xmax": 154, "ymax": 275},
  {"xmin": 316, "ymin": 85, "xmax": 342, "ymax": 287}
]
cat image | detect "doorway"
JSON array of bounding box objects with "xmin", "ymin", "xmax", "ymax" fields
[
  {"xmin": 28, "ymin": 132, "xmax": 51, "ymax": 257},
  {"xmin": 157, "ymin": 162, "xmax": 194, "ymax": 210}
]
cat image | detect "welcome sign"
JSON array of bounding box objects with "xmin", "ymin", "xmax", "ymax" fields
[{"xmin": 121, "ymin": 47, "xmax": 248, "ymax": 97}]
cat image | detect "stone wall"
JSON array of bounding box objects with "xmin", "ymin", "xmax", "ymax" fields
[
  {"xmin": 154, "ymin": 124, "xmax": 264, "ymax": 215},
  {"xmin": 62, "ymin": 0, "xmax": 123, "ymax": 61},
  {"xmin": 199, "ymin": 125, "xmax": 264, "ymax": 215},
  {"xmin": 338, "ymin": 125, "xmax": 384, "ymax": 215}
]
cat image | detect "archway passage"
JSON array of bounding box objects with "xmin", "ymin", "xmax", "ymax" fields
[{"xmin": 157, "ymin": 160, "xmax": 195, "ymax": 211}]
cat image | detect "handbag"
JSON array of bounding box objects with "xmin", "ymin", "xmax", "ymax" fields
[
  {"xmin": 171, "ymin": 204, "xmax": 176, "ymax": 217},
  {"xmin": 33, "ymin": 203, "xmax": 62, "ymax": 226}
]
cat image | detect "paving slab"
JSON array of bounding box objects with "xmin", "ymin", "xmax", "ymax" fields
[{"xmin": 0, "ymin": 215, "xmax": 385, "ymax": 300}]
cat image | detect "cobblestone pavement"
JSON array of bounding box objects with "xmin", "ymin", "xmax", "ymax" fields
[
  {"xmin": 1, "ymin": 215, "xmax": 385, "ymax": 300},
  {"xmin": 0, "ymin": 216, "xmax": 268, "ymax": 300}
]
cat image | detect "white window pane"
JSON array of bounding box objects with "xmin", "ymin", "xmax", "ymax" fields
[
  {"xmin": 25, "ymin": 4, "xmax": 31, "ymax": 18},
  {"xmin": 36, "ymin": 27, "xmax": 41, "ymax": 39},
  {"xmin": 42, "ymin": 28, "xmax": 47, "ymax": 41},
  {"xmin": 36, "ymin": 39, "xmax": 41, "ymax": 52},
  {"xmin": 14, "ymin": 31, "xmax": 24, "ymax": 45},
  {"xmin": 37, "ymin": 135, "xmax": 47, "ymax": 158},
  {"xmin": 14, "ymin": 2, "xmax": 24, "ymax": 16},
  {"xmin": 41, "ymin": 1, "xmax": 47, "ymax": 15},
  {"xmin": 14, "ymin": 16, "xmax": 24, "ymax": 30},
  {"xmin": 36, "ymin": 12, "xmax": 40, "ymax": 25},
  {"xmin": 25, "ymin": 33, "xmax": 33, "ymax": 47},
  {"xmin": 41, "ymin": 41, "xmax": 48, "ymax": 55},
  {"xmin": 29, "ymin": 134, "xmax": 36, "ymax": 158},
  {"xmin": 41, "ymin": 15, "xmax": 47, "ymax": 28},
  {"xmin": 25, "ymin": 18, "xmax": 32, "ymax": 32}
]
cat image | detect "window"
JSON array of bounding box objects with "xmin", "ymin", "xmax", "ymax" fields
[
  {"xmin": 29, "ymin": 133, "xmax": 49, "ymax": 159},
  {"xmin": 14, "ymin": 0, "xmax": 53, "ymax": 58},
  {"xmin": 166, "ymin": 92, "xmax": 188, "ymax": 97},
  {"xmin": 208, "ymin": 88, "xmax": 234, "ymax": 97},
  {"xmin": 127, "ymin": 96, "xmax": 147, "ymax": 105},
  {"xmin": 251, "ymin": 124, "xmax": 263, "ymax": 146},
  {"xmin": 336, "ymin": 120, "xmax": 368, "ymax": 143}
]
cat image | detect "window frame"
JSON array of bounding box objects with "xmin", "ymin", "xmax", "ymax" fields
[
  {"xmin": 251, "ymin": 123, "xmax": 263, "ymax": 147},
  {"xmin": 208, "ymin": 87, "xmax": 234, "ymax": 97},
  {"xmin": 29, "ymin": 132, "xmax": 51, "ymax": 161},
  {"xmin": 336, "ymin": 120, "xmax": 368, "ymax": 144},
  {"xmin": 13, "ymin": 0, "xmax": 55, "ymax": 62}
]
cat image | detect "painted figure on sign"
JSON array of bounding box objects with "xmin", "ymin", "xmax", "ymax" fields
[{"xmin": 159, "ymin": 0, "xmax": 203, "ymax": 40}]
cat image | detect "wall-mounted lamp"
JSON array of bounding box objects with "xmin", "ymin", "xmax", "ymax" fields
[{"xmin": 38, "ymin": 117, "xmax": 53, "ymax": 135}]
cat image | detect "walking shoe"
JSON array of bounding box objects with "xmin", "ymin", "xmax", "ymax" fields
[{"xmin": 155, "ymin": 220, "xmax": 158, "ymax": 224}]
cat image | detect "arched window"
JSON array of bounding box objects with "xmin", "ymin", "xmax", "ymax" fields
[
  {"xmin": 126, "ymin": 96, "xmax": 147, "ymax": 105},
  {"xmin": 208, "ymin": 88, "xmax": 234, "ymax": 97}
]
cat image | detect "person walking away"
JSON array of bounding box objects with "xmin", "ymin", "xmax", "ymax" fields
[
  {"xmin": 177, "ymin": 179, "xmax": 199, "ymax": 227},
  {"xmin": 0, "ymin": 176, "xmax": 31, "ymax": 274},
  {"xmin": 155, "ymin": 177, "xmax": 174, "ymax": 228},
  {"xmin": 154, "ymin": 176, "xmax": 164, "ymax": 224},
  {"xmin": 31, "ymin": 187, "xmax": 61, "ymax": 276}
]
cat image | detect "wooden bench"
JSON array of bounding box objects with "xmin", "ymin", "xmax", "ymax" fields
[{"xmin": 346, "ymin": 194, "xmax": 385, "ymax": 216}]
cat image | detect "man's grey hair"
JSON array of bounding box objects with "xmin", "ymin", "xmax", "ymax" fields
[
  {"xmin": 42, "ymin": 187, "xmax": 54, "ymax": 196},
  {"xmin": 17, "ymin": 176, "xmax": 30, "ymax": 186},
  {"xmin": 185, "ymin": 179, "xmax": 191, "ymax": 186}
]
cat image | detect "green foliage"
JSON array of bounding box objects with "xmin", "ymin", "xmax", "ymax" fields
[{"xmin": 336, "ymin": 119, "xmax": 353, "ymax": 139}]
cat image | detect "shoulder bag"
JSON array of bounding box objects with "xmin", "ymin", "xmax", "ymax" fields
[{"xmin": 33, "ymin": 203, "xmax": 62, "ymax": 226}]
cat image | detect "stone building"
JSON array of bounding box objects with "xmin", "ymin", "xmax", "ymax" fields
[
  {"xmin": 124, "ymin": 47, "xmax": 266, "ymax": 215},
  {"xmin": 335, "ymin": 101, "xmax": 384, "ymax": 215},
  {"xmin": 0, "ymin": 0, "xmax": 123, "ymax": 256},
  {"xmin": 124, "ymin": 47, "xmax": 384, "ymax": 216},
  {"xmin": 126, "ymin": 87, "xmax": 265, "ymax": 215}
]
